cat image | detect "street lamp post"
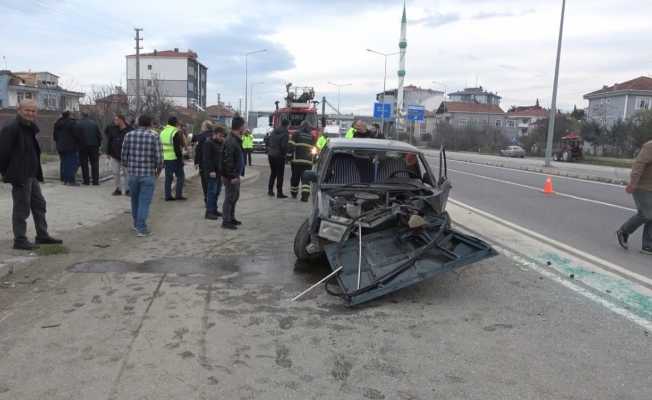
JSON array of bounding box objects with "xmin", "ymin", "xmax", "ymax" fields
[
  {"xmin": 367, "ymin": 49, "xmax": 400, "ymax": 138},
  {"xmin": 328, "ymin": 82, "xmax": 352, "ymax": 114},
  {"xmin": 244, "ymin": 49, "xmax": 266, "ymax": 127},
  {"xmin": 544, "ymin": 0, "xmax": 566, "ymax": 167},
  {"xmin": 249, "ymin": 82, "xmax": 264, "ymax": 119}
]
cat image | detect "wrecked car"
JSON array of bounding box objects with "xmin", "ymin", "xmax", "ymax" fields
[{"xmin": 293, "ymin": 138, "xmax": 496, "ymax": 305}]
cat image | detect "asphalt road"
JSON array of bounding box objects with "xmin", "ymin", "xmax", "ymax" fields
[{"xmin": 424, "ymin": 154, "xmax": 650, "ymax": 278}]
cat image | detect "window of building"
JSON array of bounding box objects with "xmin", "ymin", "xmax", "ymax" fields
[
  {"xmin": 458, "ymin": 119, "xmax": 468, "ymax": 127},
  {"xmin": 507, "ymin": 120, "xmax": 515, "ymax": 128},
  {"xmin": 636, "ymin": 97, "xmax": 651, "ymax": 110},
  {"xmin": 600, "ymin": 98, "xmax": 606, "ymax": 105},
  {"xmin": 147, "ymin": 64, "xmax": 152, "ymax": 70},
  {"xmin": 495, "ymin": 119, "xmax": 502, "ymax": 128}
]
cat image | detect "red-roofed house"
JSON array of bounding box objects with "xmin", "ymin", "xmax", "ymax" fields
[
  {"xmin": 435, "ymin": 101, "xmax": 505, "ymax": 130},
  {"xmin": 126, "ymin": 48, "xmax": 207, "ymax": 109},
  {"xmin": 583, "ymin": 76, "xmax": 652, "ymax": 127},
  {"xmin": 505, "ymin": 101, "xmax": 548, "ymax": 137}
]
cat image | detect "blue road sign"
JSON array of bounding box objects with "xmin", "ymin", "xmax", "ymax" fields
[
  {"xmin": 373, "ymin": 102, "xmax": 392, "ymax": 119},
  {"xmin": 407, "ymin": 105, "xmax": 425, "ymax": 122}
]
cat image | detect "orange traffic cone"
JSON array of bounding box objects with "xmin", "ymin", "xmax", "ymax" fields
[{"xmin": 543, "ymin": 176, "xmax": 554, "ymax": 195}]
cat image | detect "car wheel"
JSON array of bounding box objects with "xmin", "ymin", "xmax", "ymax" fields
[{"xmin": 294, "ymin": 218, "xmax": 322, "ymax": 262}]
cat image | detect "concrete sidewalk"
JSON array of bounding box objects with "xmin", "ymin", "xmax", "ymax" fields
[
  {"xmin": 422, "ymin": 148, "xmax": 631, "ymax": 185},
  {"xmin": 0, "ymin": 162, "xmax": 260, "ymax": 276}
]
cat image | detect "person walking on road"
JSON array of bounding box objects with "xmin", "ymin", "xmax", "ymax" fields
[
  {"xmin": 76, "ymin": 112, "xmax": 102, "ymax": 186},
  {"xmin": 289, "ymin": 120, "xmax": 316, "ymax": 202},
  {"xmin": 267, "ymin": 119, "xmax": 289, "ymax": 198},
  {"xmin": 617, "ymin": 139, "xmax": 652, "ymax": 255},
  {"xmin": 53, "ymin": 111, "xmax": 81, "ymax": 186},
  {"xmin": 242, "ymin": 129, "xmax": 254, "ymax": 167},
  {"xmin": 0, "ymin": 100, "xmax": 63, "ymax": 250},
  {"xmin": 221, "ymin": 116, "xmax": 245, "ymax": 230},
  {"xmin": 121, "ymin": 115, "xmax": 163, "ymax": 237},
  {"xmin": 192, "ymin": 120, "xmax": 215, "ymax": 203},
  {"xmin": 105, "ymin": 114, "xmax": 131, "ymax": 196},
  {"xmin": 202, "ymin": 126, "xmax": 225, "ymax": 220},
  {"xmin": 159, "ymin": 116, "xmax": 186, "ymax": 201}
]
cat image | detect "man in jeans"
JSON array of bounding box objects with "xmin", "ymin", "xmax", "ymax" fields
[
  {"xmin": 221, "ymin": 116, "xmax": 245, "ymax": 230},
  {"xmin": 121, "ymin": 115, "xmax": 163, "ymax": 237},
  {"xmin": 0, "ymin": 100, "xmax": 63, "ymax": 250},
  {"xmin": 201, "ymin": 126, "xmax": 225, "ymax": 220},
  {"xmin": 618, "ymin": 139, "xmax": 652, "ymax": 255},
  {"xmin": 159, "ymin": 116, "xmax": 186, "ymax": 201},
  {"xmin": 53, "ymin": 111, "xmax": 81, "ymax": 186}
]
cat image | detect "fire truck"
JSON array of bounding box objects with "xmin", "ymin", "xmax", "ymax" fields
[{"xmin": 270, "ymin": 84, "xmax": 320, "ymax": 142}]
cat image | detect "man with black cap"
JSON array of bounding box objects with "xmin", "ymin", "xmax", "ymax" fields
[{"xmin": 159, "ymin": 116, "xmax": 186, "ymax": 201}]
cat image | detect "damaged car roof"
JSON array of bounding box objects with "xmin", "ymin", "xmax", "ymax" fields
[{"xmin": 327, "ymin": 138, "xmax": 421, "ymax": 152}]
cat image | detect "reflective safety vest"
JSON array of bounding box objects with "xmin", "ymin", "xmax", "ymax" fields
[
  {"xmin": 316, "ymin": 135, "xmax": 328, "ymax": 151},
  {"xmin": 242, "ymin": 134, "xmax": 254, "ymax": 150},
  {"xmin": 345, "ymin": 127, "xmax": 356, "ymax": 139},
  {"xmin": 160, "ymin": 125, "xmax": 178, "ymax": 161}
]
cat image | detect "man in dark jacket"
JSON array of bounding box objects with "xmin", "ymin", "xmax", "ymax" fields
[
  {"xmin": 53, "ymin": 111, "xmax": 81, "ymax": 186},
  {"xmin": 105, "ymin": 114, "xmax": 131, "ymax": 195},
  {"xmin": 76, "ymin": 112, "xmax": 103, "ymax": 185},
  {"xmin": 192, "ymin": 120, "xmax": 216, "ymax": 203},
  {"xmin": 221, "ymin": 116, "xmax": 245, "ymax": 230},
  {"xmin": 0, "ymin": 100, "xmax": 63, "ymax": 250},
  {"xmin": 289, "ymin": 120, "xmax": 316, "ymax": 202},
  {"xmin": 267, "ymin": 119, "xmax": 289, "ymax": 198},
  {"xmin": 201, "ymin": 126, "xmax": 225, "ymax": 220}
]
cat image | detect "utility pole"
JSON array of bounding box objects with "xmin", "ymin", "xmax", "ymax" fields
[
  {"xmin": 544, "ymin": 0, "xmax": 566, "ymax": 167},
  {"xmin": 134, "ymin": 28, "xmax": 143, "ymax": 115}
]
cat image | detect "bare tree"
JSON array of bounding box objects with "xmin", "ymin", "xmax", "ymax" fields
[
  {"xmin": 131, "ymin": 77, "xmax": 175, "ymax": 127},
  {"xmin": 83, "ymin": 85, "xmax": 129, "ymax": 131}
]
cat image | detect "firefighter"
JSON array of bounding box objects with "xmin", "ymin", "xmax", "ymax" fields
[
  {"xmin": 316, "ymin": 130, "xmax": 329, "ymax": 152},
  {"xmin": 288, "ymin": 120, "xmax": 316, "ymax": 202},
  {"xmin": 344, "ymin": 120, "xmax": 370, "ymax": 139}
]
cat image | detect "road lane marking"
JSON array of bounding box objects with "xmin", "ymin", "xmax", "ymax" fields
[
  {"xmin": 424, "ymin": 151, "xmax": 627, "ymax": 188},
  {"xmin": 448, "ymin": 167, "xmax": 637, "ymax": 212},
  {"xmin": 449, "ymin": 199, "xmax": 652, "ymax": 288},
  {"xmin": 448, "ymin": 200, "xmax": 652, "ymax": 330}
]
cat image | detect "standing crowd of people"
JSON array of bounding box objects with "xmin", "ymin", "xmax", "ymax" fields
[{"xmin": 1, "ymin": 100, "xmax": 650, "ymax": 257}]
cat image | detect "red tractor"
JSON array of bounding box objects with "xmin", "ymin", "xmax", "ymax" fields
[{"xmin": 553, "ymin": 132, "xmax": 584, "ymax": 162}]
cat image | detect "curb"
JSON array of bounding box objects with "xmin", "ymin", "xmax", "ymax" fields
[{"xmin": 421, "ymin": 149, "xmax": 628, "ymax": 186}]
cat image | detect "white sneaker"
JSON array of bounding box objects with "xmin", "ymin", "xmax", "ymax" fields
[{"xmin": 136, "ymin": 231, "xmax": 150, "ymax": 237}]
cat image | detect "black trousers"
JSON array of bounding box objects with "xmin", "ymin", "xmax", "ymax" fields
[
  {"xmin": 199, "ymin": 168, "xmax": 208, "ymax": 203},
  {"xmin": 244, "ymin": 149, "xmax": 253, "ymax": 166},
  {"xmin": 268, "ymin": 155, "xmax": 285, "ymax": 194},
  {"xmin": 290, "ymin": 162, "xmax": 311, "ymax": 198},
  {"xmin": 222, "ymin": 178, "xmax": 240, "ymax": 225},
  {"xmin": 12, "ymin": 178, "xmax": 49, "ymax": 243},
  {"xmin": 79, "ymin": 145, "xmax": 100, "ymax": 184}
]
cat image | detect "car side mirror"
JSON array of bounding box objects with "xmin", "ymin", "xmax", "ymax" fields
[
  {"xmin": 302, "ymin": 170, "xmax": 317, "ymax": 183},
  {"xmin": 422, "ymin": 172, "xmax": 433, "ymax": 186}
]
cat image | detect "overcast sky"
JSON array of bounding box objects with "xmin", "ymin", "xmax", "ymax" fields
[{"xmin": 2, "ymin": 0, "xmax": 651, "ymax": 114}]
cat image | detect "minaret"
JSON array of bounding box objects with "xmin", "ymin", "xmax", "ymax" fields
[{"xmin": 396, "ymin": 0, "xmax": 407, "ymax": 131}]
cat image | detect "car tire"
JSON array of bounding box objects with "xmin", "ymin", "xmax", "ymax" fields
[{"xmin": 294, "ymin": 218, "xmax": 322, "ymax": 262}]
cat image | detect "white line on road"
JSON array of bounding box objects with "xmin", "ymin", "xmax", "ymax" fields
[
  {"xmin": 445, "ymin": 158, "xmax": 626, "ymax": 188},
  {"xmin": 449, "ymin": 199, "xmax": 652, "ymax": 289},
  {"xmin": 448, "ymin": 167, "xmax": 637, "ymax": 212}
]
